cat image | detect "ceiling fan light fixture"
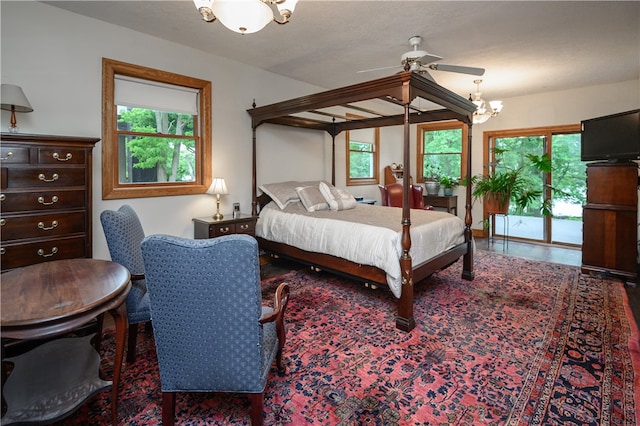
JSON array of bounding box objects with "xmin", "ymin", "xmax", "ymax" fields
[{"xmin": 193, "ymin": 0, "xmax": 297, "ymax": 33}]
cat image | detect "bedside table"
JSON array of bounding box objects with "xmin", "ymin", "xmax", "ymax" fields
[{"xmin": 193, "ymin": 214, "xmax": 258, "ymax": 239}]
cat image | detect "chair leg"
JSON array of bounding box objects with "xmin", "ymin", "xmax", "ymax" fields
[
  {"xmin": 162, "ymin": 392, "xmax": 176, "ymax": 426},
  {"xmin": 126, "ymin": 323, "xmax": 138, "ymax": 363},
  {"xmin": 248, "ymin": 392, "xmax": 264, "ymax": 426}
]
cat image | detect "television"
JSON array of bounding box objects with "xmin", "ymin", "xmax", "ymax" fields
[{"xmin": 580, "ymin": 109, "xmax": 640, "ymax": 162}]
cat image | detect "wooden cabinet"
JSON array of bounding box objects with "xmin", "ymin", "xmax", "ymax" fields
[
  {"xmin": 193, "ymin": 214, "xmax": 258, "ymax": 239},
  {"xmin": 0, "ymin": 134, "xmax": 99, "ymax": 271},
  {"xmin": 581, "ymin": 161, "xmax": 638, "ymax": 281}
]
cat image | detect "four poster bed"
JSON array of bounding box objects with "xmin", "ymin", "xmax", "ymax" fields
[{"xmin": 248, "ymin": 71, "xmax": 476, "ymax": 332}]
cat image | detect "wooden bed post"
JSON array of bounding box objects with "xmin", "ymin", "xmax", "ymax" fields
[
  {"xmin": 462, "ymin": 121, "xmax": 475, "ymax": 280},
  {"xmin": 397, "ymin": 102, "xmax": 415, "ymax": 332}
]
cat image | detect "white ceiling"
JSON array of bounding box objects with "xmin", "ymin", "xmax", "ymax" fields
[{"xmin": 44, "ymin": 1, "xmax": 640, "ymax": 102}]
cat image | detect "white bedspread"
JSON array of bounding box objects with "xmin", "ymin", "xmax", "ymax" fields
[{"xmin": 256, "ymin": 201, "xmax": 465, "ymax": 298}]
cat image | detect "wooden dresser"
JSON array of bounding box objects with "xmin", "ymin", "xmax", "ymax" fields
[
  {"xmin": 0, "ymin": 134, "xmax": 99, "ymax": 271},
  {"xmin": 581, "ymin": 161, "xmax": 638, "ymax": 282}
]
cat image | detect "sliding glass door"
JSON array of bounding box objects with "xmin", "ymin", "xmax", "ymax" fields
[{"xmin": 487, "ymin": 125, "xmax": 584, "ymax": 247}]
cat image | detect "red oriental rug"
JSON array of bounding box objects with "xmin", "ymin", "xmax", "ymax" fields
[{"xmin": 53, "ymin": 251, "xmax": 639, "ymax": 425}]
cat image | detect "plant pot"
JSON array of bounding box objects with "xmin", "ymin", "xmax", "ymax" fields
[
  {"xmin": 424, "ymin": 181, "xmax": 440, "ymax": 196},
  {"xmin": 443, "ymin": 188, "xmax": 454, "ymax": 196},
  {"xmin": 485, "ymin": 193, "xmax": 510, "ymax": 214}
]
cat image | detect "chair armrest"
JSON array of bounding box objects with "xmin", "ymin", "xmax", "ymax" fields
[{"xmin": 259, "ymin": 282, "xmax": 290, "ymax": 324}]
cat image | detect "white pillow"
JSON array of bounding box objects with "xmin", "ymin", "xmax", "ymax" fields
[
  {"xmin": 296, "ymin": 186, "xmax": 330, "ymax": 212},
  {"xmin": 319, "ymin": 182, "xmax": 358, "ymax": 211},
  {"xmin": 259, "ymin": 181, "xmax": 300, "ymax": 209}
]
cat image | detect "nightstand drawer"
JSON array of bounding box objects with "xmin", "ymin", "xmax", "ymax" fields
[{"xmin": 193, "ymin": 214, "xmax": 258, "ymax": 239}]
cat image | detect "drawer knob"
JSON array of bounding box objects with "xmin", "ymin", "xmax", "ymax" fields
[
  {"xmin": 38, "ymin": 195, "xmax": 59, "ymax": 205},
  {"xmin": 0, "ymin": 219, "xmax": 5, "ymax": 226},
  {"xmin": 219, "ymin": 226, "xmax": 230, "ymax": 234},
  {"xmin": 0, "ymin": 194, "xmax": 5, "ymax": 201},
  {"xmin": 52, "ymin": 152, "xmax": 73, "ymax": 162},
  {"xmin": 0, "ymin": 151, "xmax": 13, "ymax": 161},
  {"xmin": 38, "ymin": 173, "xmax": 59, "ymax": 183},
  {"xmin": 0, "ymin": 248, "xmax": 5, "ymax": 255},
  {"xmin": 37, "ymin": 247, "xmax": 58, "ymax": 258},
  {"xmin": 239, "ymin": 224, "xmax": 249, "ymax": 230},
  {"xmin": 38, "ymin": 220, "xmax": 58, "ymax": 231}
]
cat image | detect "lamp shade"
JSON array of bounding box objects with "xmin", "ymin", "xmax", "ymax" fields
[
  {"xmin": 212, "ymin": 0, "xmax": 273, "ymax": 34},
  {"xmin": 207, "ymin": 178, "xmax": 229, "ymax": 195},
  {"xmin": 1, "ymin": 84, "xmax": 33, "ymax": 113}
]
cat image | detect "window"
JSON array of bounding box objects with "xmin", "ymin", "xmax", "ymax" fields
[
  {"xmin": 102, "ymin": 58, "xmax": 211, "ymax": 199},
  {"xmin": 416, "ymin": 121, "xmax": 468, "ymax": 183},
  {"xmin": 345, "ymin": 114, "xmax": 379, "ymax": 186}
]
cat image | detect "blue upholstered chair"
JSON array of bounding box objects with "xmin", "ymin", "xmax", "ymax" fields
[
  {"xmin": 100, "ymin": 205, "xmax": 151, "ymax": 363},
  {"xmin": 140, "ymin": 234, "xmax": 290, "ymax": 426}
]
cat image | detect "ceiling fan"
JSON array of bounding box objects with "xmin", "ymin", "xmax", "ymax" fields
[{"xmin": 358, "ymin": 36, "xmax": 485, "ymax": 81}]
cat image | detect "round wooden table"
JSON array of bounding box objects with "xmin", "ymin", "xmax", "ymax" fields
[{"xmin": 1, "ymin": 258, "xmax": 131, "ymax": 425}]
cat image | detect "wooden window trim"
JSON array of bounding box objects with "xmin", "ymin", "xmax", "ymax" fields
[
  {"xmin": 102, "ymin": 58, "xmax": 212, "ymax": 199},
  {"xmin": 345, "ymin": 113, "xmax": 380, "ymax": 186},
  {"xmin": 416, "ymin": 120, "xmax": 468, "ymax": 183}
]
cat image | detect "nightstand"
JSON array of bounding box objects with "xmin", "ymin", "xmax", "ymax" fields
[
  {"xmin": 422, "ymin": 195, "xmax": 458, "ymax": 215},
  {"xmin": 193, "ymin": 214, "xmax": 258, "ymax": 239}
]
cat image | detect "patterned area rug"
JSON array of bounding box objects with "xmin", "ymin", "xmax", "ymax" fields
[{"xmin": 52, "ymin": 251, "xmax": 639, "ymax": 425}]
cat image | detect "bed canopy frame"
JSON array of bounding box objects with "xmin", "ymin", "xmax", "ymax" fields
[{"xmin": 248, "ymin": 71, "xmax": 476, "ymax": 332}]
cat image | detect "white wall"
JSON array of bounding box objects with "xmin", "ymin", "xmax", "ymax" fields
[
  {"xmin": 2, "ymin": 2, "xmax": 639, "ymax": 262},
  {"xmin": 1, "ymin": 1, "xmax": 327, "ymax": 260}
]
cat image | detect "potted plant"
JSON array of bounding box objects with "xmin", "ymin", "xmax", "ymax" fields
[
  {"xmin": 439, "ymin": 176, "xmax": 459, "ymax": 196},
  {"xmin": 423, "ymin": 164, "xmax": 442, "ymax": 195},
  {"xmin": 468, "ymin": 147, "xmax": 554, "ymax": 216}
]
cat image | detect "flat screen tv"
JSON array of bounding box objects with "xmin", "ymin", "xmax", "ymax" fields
[{"xmin": 581, "ymin": 109, "xmax": 640, "ymax": 162}]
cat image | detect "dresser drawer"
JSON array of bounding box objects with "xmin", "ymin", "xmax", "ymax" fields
[
  {"xmin": 0, "ymin": 236, "xmax": 87, "ymax": 270},
  {"xmin": 1, "ymin": 211, "xmax": 86, "ymax": 241},
  {"xmin": 0, "ymin": 190, "xmax": 86, "ymax": 213},
  {"xmin": 0, "ymin": 146, "xmax": 29, "ymax": 164},
  {"xmin": 1, "ymin": 167, "xmax": 85, "ymax": 189},
  {"xmin": 38, "ymin": 147, "xmax": 86, "ymax": 165}
]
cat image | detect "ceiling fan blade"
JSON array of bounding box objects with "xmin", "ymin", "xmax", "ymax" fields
[
  {"xmin": 356, "ymin": 65, "xmax": 400, "ymax": 73},
  {"xmin": 429, "ymin": 64, "xmax": 485, "ymax": 76},
  {"xmin": 417, "ymin": 53, "xmax": 443, "ymax": 64}
]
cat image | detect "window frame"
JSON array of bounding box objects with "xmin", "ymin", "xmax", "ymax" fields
[
  {"xmin": 102, "ymin": 58, "xmax": 212, "ymax": 199},
  {"xmin": 345, "ymin": 113, "xmax": 380, "ymax": 186},
  {"xmin": 416, "ymin": 120, "xmax": 468, "ymax": 183}
]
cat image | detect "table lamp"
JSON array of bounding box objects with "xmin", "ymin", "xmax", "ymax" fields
[
  {"xmin": 1, "ymin": 84, "xmax": 33, "ymax": 133},
  {"xmin": 207, "ymin": 178, "xmax": 228, "ymax": 220}
]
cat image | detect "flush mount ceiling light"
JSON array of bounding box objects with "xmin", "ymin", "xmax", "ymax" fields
[
  {"xmin": 469, "ymin": 79, "xmax": 503, "ymax": 124},
  {"xmin": 193, "ymin": 0, "xmax": 298, "ymax": 34}
]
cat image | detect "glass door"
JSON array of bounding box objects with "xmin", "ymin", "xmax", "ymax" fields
[{"xmin": 487, "ymin": 125, "xmax": 583, "ymax": 247}]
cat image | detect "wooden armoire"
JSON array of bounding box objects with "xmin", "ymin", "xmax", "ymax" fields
[{"xmin": 581, "ymin": 161, "xmax": 638, "ymax": 282}]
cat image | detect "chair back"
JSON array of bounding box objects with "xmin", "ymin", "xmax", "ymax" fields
[
  {"xmin": 100, "ymin": 205, "xmax": 146, "ymax": 277},
  {"xmin": 379, "ymin": 183, "xmax": 426, "ymax": 209},
  {"xmin": 141, "ymin": 234, "xmax": 267, "ymax": 393}
]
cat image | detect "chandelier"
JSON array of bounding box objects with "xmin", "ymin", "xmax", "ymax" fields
[
  {"xmin": 193, "ymin": 0, "xmax": 298, "ymax": 34},
  {"xmin": 469, "ymin": 79, "xmax": 503, "ymax": 124}
]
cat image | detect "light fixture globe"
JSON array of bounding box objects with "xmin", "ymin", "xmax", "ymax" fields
[{"xmin": 212, "ymin": 0, "xmax": 273, "ymax": 34}]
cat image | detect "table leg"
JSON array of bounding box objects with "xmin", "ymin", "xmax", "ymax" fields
[{"xmin": 108, "ymin": 303, "xmax": 128, "ymax": 425}]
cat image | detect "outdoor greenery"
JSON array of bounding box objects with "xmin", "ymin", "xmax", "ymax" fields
[
  {"xmin": 349, "ymin": 141, "xmax": 374, "ymax": 178},
  {"xmin": 421, "ymin": 128, "xmax": 462, "ymax": 180},
  {"xmin": 118, "ymin": 107, "xmax": 196, "ymax": 183}
]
